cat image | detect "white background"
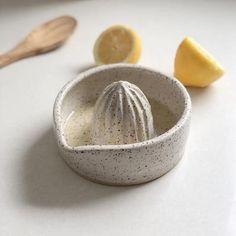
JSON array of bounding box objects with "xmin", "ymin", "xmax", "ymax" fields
[{"xmin": 0, "ymin": 0, "xmax": 236, "ymax": 235}]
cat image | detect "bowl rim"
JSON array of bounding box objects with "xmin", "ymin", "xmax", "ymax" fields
[{"xmin": 53, "ymin": 63, "xmax": 191, "ymax": 152}]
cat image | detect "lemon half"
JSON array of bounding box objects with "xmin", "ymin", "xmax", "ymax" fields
[
  {"xmin": 174, "ymin": 37, "xmax": 224, "ymax": 87},
  {"xmin": 93, "ymin": 25, "xmax": 142, "ymax": 65}
]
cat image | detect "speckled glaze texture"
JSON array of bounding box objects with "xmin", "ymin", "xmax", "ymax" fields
[
  {"xmin": 92, "ymin": 80, "xmax": 156, "ymax": 145},
  {"xmin": 53, "ymin": 64, "xmax": 191, "ymax": 186}
]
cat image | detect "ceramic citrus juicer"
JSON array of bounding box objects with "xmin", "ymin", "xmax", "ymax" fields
[{"xmin": 53, "ymin": 64, "xmax": 191, "ymax": 185}]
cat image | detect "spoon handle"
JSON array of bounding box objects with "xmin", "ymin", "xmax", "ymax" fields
[
  {"xmin": 0, "ymin": 52, "xmax": 20, "ymax": 69},
  {"xmin": 0, "ymin": 42, "xmax": 33, "ymax": 69}
]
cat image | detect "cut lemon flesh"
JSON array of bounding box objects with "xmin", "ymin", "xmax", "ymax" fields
[
  {"xmin": 174, "ymin": 37, "xmax": 224, "ymax": 87},
  {"xmin": 93, "ymin": 25, "xmax": 141, "ymax": 65}
]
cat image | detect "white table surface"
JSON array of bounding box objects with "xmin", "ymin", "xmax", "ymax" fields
[{"xmin": 0, "ymin": 0, "xmax": 236, "ymax": 235}]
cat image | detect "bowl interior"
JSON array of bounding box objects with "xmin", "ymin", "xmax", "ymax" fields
[{"xmin": 56, "ymin": 65, "xmax": 188, "ymax": 148}]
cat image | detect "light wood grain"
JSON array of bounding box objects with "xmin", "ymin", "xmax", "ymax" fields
[{"xmin": 0, "ymin": 16, "xmax": 77, "ymax": 69}]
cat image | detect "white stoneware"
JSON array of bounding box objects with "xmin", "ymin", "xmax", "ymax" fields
[
  {"xmin": 92, "ymin": 80, "xmax": 156, "ymax": 145},
  {"xmin": 53, "ymin": 64, "xmax": 191, "ymax": 186}
]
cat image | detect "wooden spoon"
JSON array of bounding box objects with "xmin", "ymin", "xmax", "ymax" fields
[{"xmin": 0, "ymin": 16, "xmax": 77, "ymax": 69}]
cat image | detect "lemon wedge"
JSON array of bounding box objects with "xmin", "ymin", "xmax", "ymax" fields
[
  {"xmin": 174, "ymin": 37, "xmax": 224, "ymax": 87},
  {"xmin": 93, "ymin": 25, "xmax": 142, "ymax": 65}
]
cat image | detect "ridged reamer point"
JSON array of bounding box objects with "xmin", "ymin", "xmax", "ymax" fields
[{"xmin": 92, "ymin": 81, "xmax": 156, "ymax": 145}]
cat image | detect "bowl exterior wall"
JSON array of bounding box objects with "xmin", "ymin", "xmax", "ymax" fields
[{"xmin": 57, "ymin": 116, "xmax": 190, "ymax": 185}]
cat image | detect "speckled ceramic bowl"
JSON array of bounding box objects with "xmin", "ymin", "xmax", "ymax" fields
[{"xmin": 53, "ymin": 64, "xmax": 191, "ymax": 185}]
